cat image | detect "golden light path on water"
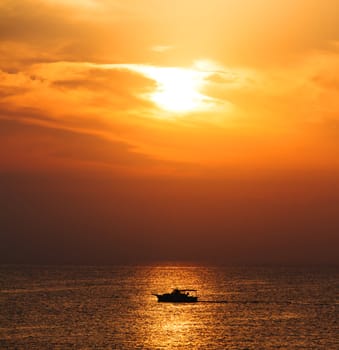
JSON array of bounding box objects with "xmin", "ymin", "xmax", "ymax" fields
[
  {"xmin": 131, "ymin": 265, "xmax": 323, "ymax": 349},
  {"xmin": 141, "ymin": 266, "xmax": 205, "ymax": 348}
]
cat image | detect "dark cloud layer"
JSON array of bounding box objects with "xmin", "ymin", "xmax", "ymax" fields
[
  {"xmin": 1, "ymin": 170, "xmax": 338, "ymax": 264},
  {"xmin": 0, "ymin": 118, "xmax": 161, "ymax": 170}
]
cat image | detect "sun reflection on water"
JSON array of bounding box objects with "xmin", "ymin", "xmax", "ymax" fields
[{"xmin": 140, "ymin": 266, "xmax": 203, "ymax": 349}]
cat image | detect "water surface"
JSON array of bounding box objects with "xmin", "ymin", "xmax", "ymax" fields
[{"xmin": 0, "ymin": 265, "xmax": 338, "ymax": 349}]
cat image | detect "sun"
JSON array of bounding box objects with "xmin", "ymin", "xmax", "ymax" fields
[
  {"xmin": 114, "ymin": 64, "xmax": 213, "ymax": 114},
  {"xmin": 105, "ymin": 62, "xmax": 218, "ymax": 114},
  {"xmin": 145, "ymin": 67, "xmax": 208, "ymax": 113}
]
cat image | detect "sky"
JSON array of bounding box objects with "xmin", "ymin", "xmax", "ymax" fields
[{"xmin": 0, "ymin": 0, "xmax": 339, "ymax": 264}]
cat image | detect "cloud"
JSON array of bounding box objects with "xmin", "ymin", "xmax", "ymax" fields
[
  {"xmin": 0, "ymin": 61, "xmax": 158, "ymax": 123},
  {"xmin": 50, "ymin": 66, "xmax": 156, "ymax": 96},
  {"xmin": 2, "ymin": 51, "xmax": 339, "ymax": 174},
  {"xmin": 0, "ymin": 0, "xmax": 165, "ymax": 72},
  {"xmin": 0, "ymin": 117, "xmax": 175, "ymax": 175},
  {"xmin": 151, "ymin": 45, "xmax": 173, "ymax": 53}
]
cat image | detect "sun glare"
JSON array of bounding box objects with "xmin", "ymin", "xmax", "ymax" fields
[
  {"xmin": 144, "ymin": 67, "xmax": 209, "ymax": 113},
  {"xmin": 111, "ymin": 64, "xmax": 215, "ymax": 114}
]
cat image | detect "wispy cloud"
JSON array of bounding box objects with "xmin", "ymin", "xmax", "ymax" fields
[{"xmin": 151, "ymin": 45, "xmax": 174, "ymax": 53}]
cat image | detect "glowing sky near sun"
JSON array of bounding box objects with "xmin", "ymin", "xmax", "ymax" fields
[
  {"xmin": 0, "ymin": 0, "xmax": 339, "ymax": 264},
  {"xmin": 108, "ymin": 61, "xmax": 223, "ymax": 114},
  {"xmin": 1, "ymin": 0, "xmax": 339, "ymax": 170}
]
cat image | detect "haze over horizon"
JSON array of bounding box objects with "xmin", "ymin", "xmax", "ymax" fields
[{"xmin": 1, "ymin": 0, "xmax": 339, "ymax": 265}]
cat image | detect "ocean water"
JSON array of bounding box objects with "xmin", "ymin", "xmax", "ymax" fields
[{"xmin": 0, "ymin": 265, "xmax": 338, "ymax": 349}]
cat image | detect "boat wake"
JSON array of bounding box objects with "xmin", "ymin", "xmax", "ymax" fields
[
  {"xmin": 198, "ymin": 300, "xmax": 262, "ymax": 304},
  {"xmin": 198, "ymin": 300, "xmax": 229, "ymax": 303}
]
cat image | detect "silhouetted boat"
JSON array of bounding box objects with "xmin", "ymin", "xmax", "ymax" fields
[{"xmin": 152, "ymin": 288, "xmax": 198, "ymax": 303}]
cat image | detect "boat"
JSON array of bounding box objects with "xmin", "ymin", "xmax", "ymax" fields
[{"xmin": 152, "ymin": 288, "xmax": 198, "ymax": 303}]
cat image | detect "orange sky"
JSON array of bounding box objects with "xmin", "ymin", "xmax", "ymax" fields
[{"xmin": 1, "ymin": 1, "xmax": 338, "ymax": 264}]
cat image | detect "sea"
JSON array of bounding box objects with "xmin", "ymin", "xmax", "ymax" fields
[{"xmin": 0, "ymin": 265, "xmax": 338, "ymax": 349}]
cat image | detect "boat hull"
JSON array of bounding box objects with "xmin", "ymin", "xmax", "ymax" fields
[{"xmin": 155, "ymin": 294, "xmax": 198, "ymax": 303}]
